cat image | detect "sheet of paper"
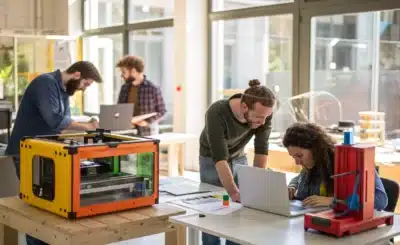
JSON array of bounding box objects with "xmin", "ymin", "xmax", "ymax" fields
[{"xmin": 171, "ymin": 195, "xmax": 243, "ymax": 215}]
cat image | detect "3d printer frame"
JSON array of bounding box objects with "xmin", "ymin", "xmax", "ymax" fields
[
  {"xmin": 304, "ymin": 144, "xmax": 393, "ymax": 237},
  {"xmin": 19, "ymin": 129, "xmax": 159, "ymax": 219}
]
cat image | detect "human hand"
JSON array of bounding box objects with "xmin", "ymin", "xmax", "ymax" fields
[
  {"xmin": 288, "ymin": 187, "xmax": 296, "ymax": 200},
  {"xmin": 230, "ymin": 191, "xmax": 241, "ymax": 203},
  {"xmin": 303, "ymin": 195, "xmax": 333, "ymax": 208},
  {"xmin": 135, "ymin": 120, "xmax": 149, "ymax": 127},
  {"xmin": 86, "ymin": 120, "xmax": 99, "ymax": 130}
]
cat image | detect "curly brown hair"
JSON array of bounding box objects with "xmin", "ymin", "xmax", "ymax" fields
[
  {"xmin": 116, "ymin": 55, "xmax": 145, "ymax": 73},
  {"xmin": 282, "ymin": 122, "xmax": 336, "ymax": 193}
]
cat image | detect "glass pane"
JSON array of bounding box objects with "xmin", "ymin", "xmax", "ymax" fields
[
  {"xmin": 128, "ymin": 28, "xmax": 174, "ymax": 125},
  {"xmin": 212, "ymin": 15, "xmax": 293, "ymax": 133},
  {"xmin": 128, "ymin": 0, "xmax": 173, "ymax": 22},
  {"xmin": 0, "ymin": 37, "xmax": 15, "ymax": 108},
  {"xmin": 32, "ymin": 155, "xmax": 55, "ymax": 201},
  {"xmin": 17, "ymin": 38, "xmax": 51, "ymax": 107},
  {"xmin": 84, "ymin": 0, "xmax": 123, "ymax": 29},
  {"xmin": 80, "ymin": 152, "xmax": 154, "ymax": 206},
  {"xmin": 311, "ymin": 13, "xmax": 374, "ymax": 128},
  {"xmin": 212, "ymin": 0, "xmax": 293, "ymax": 12},
  {"xmin": 378, "ymin": 9, "xmax": 400, "ymax": 138},
  {"xmin": 83, "ymin": 34, "xmax": 123, "ymax": 114}
]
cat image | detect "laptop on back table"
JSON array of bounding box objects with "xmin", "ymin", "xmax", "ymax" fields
[{"xmin": 99, "ymin": 103, "xmax": 134, "ymax": 131}]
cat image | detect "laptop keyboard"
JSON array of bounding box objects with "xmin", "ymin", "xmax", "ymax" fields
[{"xmin": 290, "ymin": 200, "xmax": 305, "ymax": 211}]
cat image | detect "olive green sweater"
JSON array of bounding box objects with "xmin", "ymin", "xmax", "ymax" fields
[{"xmin": 199, "ymin": 94, "xmax": 272, "ymax": 162}]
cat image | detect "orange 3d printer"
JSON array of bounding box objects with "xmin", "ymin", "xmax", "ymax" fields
[
  {"xmin": 19, "ymin": 129, "xmax": 159, "ymax": 219},
  {"xmin": 304, "ymin": 131, "xmax": 394, "ymax": 237}
]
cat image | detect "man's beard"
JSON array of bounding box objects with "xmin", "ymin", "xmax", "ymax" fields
[
  {"xmin": 125, "ymin": 76, "xmax": 135, "ymax": 83},
  {"xmin": 65, "ymin": 78, "xmax": 82, "ymax": 96},
  {"xmin": 243, "ymin": 111, "xmax": 255, "ymax": 128}
]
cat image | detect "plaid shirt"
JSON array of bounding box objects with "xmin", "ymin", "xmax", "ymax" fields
[{"xmin": 117, "ymin": 76, "xmax": 166, "ymax": 136}]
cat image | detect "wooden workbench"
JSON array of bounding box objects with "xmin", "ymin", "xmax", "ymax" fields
[{"xmin": 0, "ymin": 197, "xmax": 186, "ymax": 245}]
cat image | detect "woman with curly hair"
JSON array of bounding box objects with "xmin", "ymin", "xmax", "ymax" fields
[{"xmin": 282, "ymin": 122, "xmax": 388, "ymax": 210}]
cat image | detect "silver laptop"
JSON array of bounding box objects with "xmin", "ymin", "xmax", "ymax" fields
[
  {"xmin": 99, "ymin": 103, "xmax": 134, "ymax": 131},
  {"xmin": 237, "ymin": 165, "xmax": 329, "ymax": 217}
]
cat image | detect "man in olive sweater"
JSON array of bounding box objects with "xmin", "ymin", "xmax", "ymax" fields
[{"xmin": 199, "ymin": 79, "xmax": 276, "ymax": 245}]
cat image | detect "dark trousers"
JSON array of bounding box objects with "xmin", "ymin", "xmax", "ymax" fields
[
  {"xmin": 13, "ymin": 156, "xmax": 49, "ymax": 245},
  {"xmin": 199, "ymin": 155, "xmax": 248, "ymax": 245}
]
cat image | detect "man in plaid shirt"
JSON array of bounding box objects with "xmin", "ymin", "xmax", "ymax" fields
[{"xmin": 116, "ymin": 55, "xmax": 166, "ymax": 136}]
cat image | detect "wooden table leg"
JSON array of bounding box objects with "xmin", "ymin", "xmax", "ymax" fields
[
  {"xmin": 0, "ymin": 224, "xmax": 18, "ymax": 245},
  {"xmin": 167, "ymin": 144, "xmax": 179, "ymax": 177},
  {"xmin": 178, "ymin": 144, "xmax": 184, "ymax": 176},
  {"xmin": 165, "ymin": 224, "xmax": 186, "ymax": 245}
]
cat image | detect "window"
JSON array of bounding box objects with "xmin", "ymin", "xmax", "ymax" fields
[
  {"xmin": 311, "ymin": 10, "xmax": 400, "ymax": 138},
  {"xmin": 128, "ymin": 0, "xmax": 173, "ymax": 22},
  {"xmin": 129, "ymin": 28, "xmax": 174, "ymax": 125},
  {"xmin": 17, "ymin": 38, "xmax": 48, "ymax": 107},
  {"xmin": 311, "ymin": 12, "xmax": 373, "ymax": 129},
  {"xmin": 32, "ymin": 155, "xmax": 55, "ymax": 201},
  {"xmin": 84, "ymin": 0, "xmax": 124, "ymax": 30},
  {"xmin": 83, "ymin": 34, "xmax": 123, "ymax": 114},
  {"xmin": 378, "ymin": 9, "xmax": 400, "ymax": 136},
  {"xmin": 212, "ymin": 15, "xmax": 293, "ymax": 133},
  {"xmin": 0, "ymin": 37, "xmax": 15, "ymax": 108},
  {"xmin": 212, "ymin": 0, "xmax": 293, "ymax": 12},
  {"xmin": 1, "ymin": 37, "xmax": 77, "ymax": 111}
]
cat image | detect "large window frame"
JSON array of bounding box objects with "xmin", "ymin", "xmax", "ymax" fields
[
  {"xmin": 209, "ymin": 0, "xmax": 400, "ymax": 132},
  {"xmin": 81, "ymin": 0, "xmax": 174, "ymax": 128}
]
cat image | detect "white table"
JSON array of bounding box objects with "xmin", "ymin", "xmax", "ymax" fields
[
  {"xmin": 150, "ymin": 133, "xmax": 198, "ymax": 176},
  {"xmin": 170, "ymin": 207, "xmax": 400, "ymax": 245},
  {"xmin": 159, "ymin": 176, "xmax": 226, "ymax": 245}
]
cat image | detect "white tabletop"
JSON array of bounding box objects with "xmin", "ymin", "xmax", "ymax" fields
[
  {"xmin": 149, "ymin": 133, "xmax": 198, "ymax": 144},
  {"xmin": 159, "ymin": 176, "xmax": 225, "ymax": 203},
  {"xmin": 170, "ymin": 207, "xmax": 400, "ymax": 245}
]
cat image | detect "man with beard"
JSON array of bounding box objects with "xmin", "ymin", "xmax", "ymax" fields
[
  {"xmin": 5, "ymin": 60, "xmax": 101, "ymax": 245},
  {"xmin": 199, "ymin": 79, "xmax": 276, "ymax": 245},
  {"xmin": 116, "ymin": 55, "xmax": 166, "ymax": 136}
]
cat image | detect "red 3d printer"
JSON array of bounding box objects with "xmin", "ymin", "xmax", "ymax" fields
[{"xmin": 304, "ymin": 131, "xmax": 394, "ymax": 237}]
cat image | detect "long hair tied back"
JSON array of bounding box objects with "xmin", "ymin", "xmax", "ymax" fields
[{"xmin": 241, "ymin": 79, "xmax": 277, "ymax": 109}]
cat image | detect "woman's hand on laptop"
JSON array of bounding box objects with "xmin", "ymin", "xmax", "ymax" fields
[
  {"xmin": 302, "ymin": 195, "xmax": 333, "ymax": 208},
  {"xmin": 288, "ymin": 187, "xmax": 297, "ymax": 200}
]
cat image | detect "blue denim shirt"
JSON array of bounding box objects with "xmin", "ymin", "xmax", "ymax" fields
[{"xmin": 6, "ymin": 70, "xmax": 72, "ymax": 156}]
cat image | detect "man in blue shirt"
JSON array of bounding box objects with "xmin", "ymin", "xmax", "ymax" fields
[{"xmin": 6, "ymin": 61, "xmax": 102, "ymax": 245}]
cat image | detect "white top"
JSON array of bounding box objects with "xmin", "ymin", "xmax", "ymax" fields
[
  {"xmin": 170, "ymin": 207, "xmax": 399, "ymax": 245},
  {"xmin": 149, "ymin": 133, "xmax": 197, "ymax": 144}
]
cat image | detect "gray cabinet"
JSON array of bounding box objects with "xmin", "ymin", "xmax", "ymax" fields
[{"xmin": 0, "ymin": 0, "xmax": 69, "ymax": 35}]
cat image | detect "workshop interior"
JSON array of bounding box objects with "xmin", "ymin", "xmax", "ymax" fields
[{"xmin": 1, "ymin": 0, "xmax": 400, "ymax": 245}]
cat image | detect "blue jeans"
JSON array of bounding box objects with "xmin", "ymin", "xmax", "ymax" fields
[
  {"xmin": 13, "ymin": 156, "xmax": 49, "ymax": 245},
  {"xmin": 199, "ymin": 155, "xmax": 247, "ymax": 245}
]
